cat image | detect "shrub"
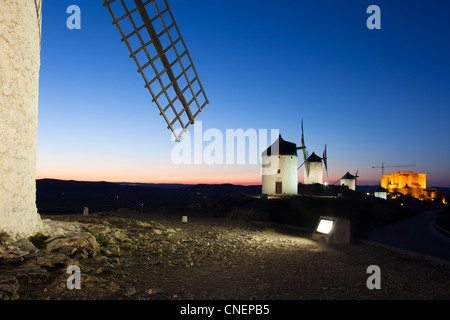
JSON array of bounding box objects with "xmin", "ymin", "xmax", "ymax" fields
[
  {"xmin": 30, "ymin": 232, "xmax": 48, "ymax": 250},
  {"xmin": 0, "ymin": 231, "xmax": 11, "ymax": 244}
]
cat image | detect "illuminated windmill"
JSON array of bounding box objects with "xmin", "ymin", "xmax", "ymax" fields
[
  {"xmin": 340, "ymin": 170, "xmax": 359, "ymax": 191},
  {"xmin": 297, "ymin": 119, "xmax": 328, "ymax": 185},
  {"xmin": 261, "ymin": 135, "xmax": 299, "ymax": 196},
  {"xmin": 103, "ymin": 0, "xmax": 209, "ymax": 141}
]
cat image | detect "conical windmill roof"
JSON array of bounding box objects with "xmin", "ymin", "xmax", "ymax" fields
[
  {"xmin": 341, "ymin": 172, "xmax": 356, "ymax": 180},
  {"xmin": 262, "ymin": 135, "xmax": 297, "ymax": 156},
  {"xmin": 307, "ymin": 152, "xmax": 323, "ymax": 163}
]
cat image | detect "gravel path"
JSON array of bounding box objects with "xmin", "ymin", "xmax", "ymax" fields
[{"xmin": 10, "ymin": 211, "xmax": 445, "ymax": 301}]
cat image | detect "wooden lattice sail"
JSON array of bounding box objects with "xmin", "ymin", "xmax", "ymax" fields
[{"xmin": 103, "ymin": 0, "xmax": 209, "ymax": 141}]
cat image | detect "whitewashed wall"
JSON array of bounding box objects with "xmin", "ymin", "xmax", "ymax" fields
[
  {"xmin": 304, "ymin": 162, "xmax": 323, "ymax": 185},
  {"xmin": 374, "ymin": 191, "xmax": 387, "ymax": 200},
  {"xmin": 262, "ymin": 155, "xmax": 298, "ymax": 195},
  {"xmin": 340, "ymin": 178, "xmax": 356, "ymax": 191},
  {"xmin": 0, "ymin": 0, "xmax": 43, "ymax": 239}
]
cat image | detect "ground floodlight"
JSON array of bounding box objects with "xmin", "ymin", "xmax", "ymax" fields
[
  {"xmin": 312, "ymin": 216, "xmax": 350, "ymax": 245},
  {"xmin": 316, "ymin": 219, "xmax": 334, "ymax": 234}
]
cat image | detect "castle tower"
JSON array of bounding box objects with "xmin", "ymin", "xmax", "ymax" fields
[
  {"xmin": 0, "ymin": 0, "xmax": 43, "ymax": 239},
  {"xmin": 262, "ymin": 135, "xmax": 298, "ymax": 195}
]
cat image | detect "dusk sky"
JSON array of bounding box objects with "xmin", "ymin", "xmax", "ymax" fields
[{"xmin": 37, "ymin": 0, "xmax": 450, "ymax": 187}]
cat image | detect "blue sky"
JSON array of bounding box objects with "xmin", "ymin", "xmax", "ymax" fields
[{"xmin": 37, "ymin": 0, "xmax": 450, "ymax": 186}]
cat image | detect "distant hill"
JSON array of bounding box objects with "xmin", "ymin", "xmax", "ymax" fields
[
  {"xmin": 36, "ymin": 179, "xmax": 448, "ymax": 238},
  {"xmin": 435, "ymin": 187, "xmax": 450, "ymax": 198},
  {"xmin": 117, "ymin": 182, "xmax": 194, "ymax": 189},
  {"xmin": 356, "ymin": 185, "xmax": 380, "ymax": 194},
  {"xmin": 36, "ymin": 179, "xmax": 261, "ymax": 215}
]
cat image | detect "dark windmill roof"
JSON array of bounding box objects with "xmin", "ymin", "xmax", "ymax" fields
[
  {"xmin": 341, "ymin": 172, "xmax": 356, "ymax": 180},
  {"xmin": 262, "ymin": 135, "xmax": 297, "ymax": 156},
  {"xmin": 307, "ymin": 152, "xmax": 323, "ymax": 163}
]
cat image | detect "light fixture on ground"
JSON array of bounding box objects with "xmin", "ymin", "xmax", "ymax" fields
[{"xmin": 312, "ymin": 216, "xmax": 351, "ymax": 245}]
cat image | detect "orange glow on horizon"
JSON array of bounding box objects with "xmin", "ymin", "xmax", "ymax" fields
[
  {"xmin": 36, "ymin": 161, "xmax": 264, "ymax": 186},
  {"xmin": 36, "ymin": 174, "xmax": 262, "ymax": 186},
  {"xmin": 35, "ymin": 167, "xmax": 263, "ymax": 186},
  {"xmin": 36, "ymin": 162, "xmax": 383, "ymax": 187}
]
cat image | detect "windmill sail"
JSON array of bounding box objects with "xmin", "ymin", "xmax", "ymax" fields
[
  {"xmin": 323, "ymin": 144, "xmax": 328, "ymax": 179},
  {"xmin": 103, "ymin": 0, "xmax": 209, "ymax": 141},
  {"xmin": 297, "ymin": 119, "xmax": 310, "ymax": 175},
  {"xmin": 304, "ymin": 149, "xmax": 310, "ymax": 176}
]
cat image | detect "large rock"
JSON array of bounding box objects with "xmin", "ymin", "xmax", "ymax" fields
[
  {"xmin": 0, "ymin": 218, "xmax": 129, "ymax": 299},
  {"xmin": 45, "ymin": 235, "xmax": 100, "ymax": 259},
  {"xmin": 0, "ymin": 276, "xmax": 19, "ymax": 300},
  {"xmin": 42, "ymin": 220, "xmax": 101, "ymax": 259}
]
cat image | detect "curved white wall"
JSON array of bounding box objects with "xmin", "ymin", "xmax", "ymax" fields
[
  {"xmin": 304, "ymin": 162, "xmax": 323, "ymax": 185},
  {"xmin": 262, "ymin": 155, "xmax": 298, "ymax": 195},
  {"xmin": 0, "ymin": 0, "xmax": 43, "ymax": 239},
  {"xmin": 374, "ymin": 191, "xmax": 387, "ymax": 200},
  {"xmin": 340, "ymin": 179, "xmax": 356, "ymax": 191}
]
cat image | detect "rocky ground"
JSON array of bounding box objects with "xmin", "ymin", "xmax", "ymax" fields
[{"xmin": 0, "ymin": 210, "xmax": 449, "ymax": 301}]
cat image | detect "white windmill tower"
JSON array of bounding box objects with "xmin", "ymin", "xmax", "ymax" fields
[
  {"xmin": 297, "ymin": 120, "xmax": 328, "ymax": 185},
  {"xmin": 0, "ymin": 0, "xmax": 44, "ymax": 239},
  {"xmin": 261, "ymin": 135, "xmax": 298, "ymax": 195},
  {"xmin": 304, "ymin": 152, "xmax": 325, "ymax": 185},
  {"xmin": 340, "ymin": 170, "xmax": 359, "ymax": 191}
]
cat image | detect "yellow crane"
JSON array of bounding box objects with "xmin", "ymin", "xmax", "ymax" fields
[{"xmin": 372, "ymin": 163, "xmax": 415, "ymax": 176}]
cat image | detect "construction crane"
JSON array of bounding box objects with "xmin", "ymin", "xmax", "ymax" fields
[{"xmin": 372, "ymin": 163, "xmax": 416, "ymax": 176}]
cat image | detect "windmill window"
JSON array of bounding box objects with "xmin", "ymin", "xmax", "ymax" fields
[{"xmin": 277, "ymin": 169, "xmax": 281, "ymax": 174}]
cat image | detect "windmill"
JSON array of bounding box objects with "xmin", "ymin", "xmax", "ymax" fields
[
  {"xmin": 103, "ymin": 0, "xmax": 209, "ymax": 142},
  {"xmin": 339, "ymin": 170, "xmax": 359, "ymax": 191},
  {"xmin": 297, "ymin": 119, "xmax": 328, "ymax": 184}
]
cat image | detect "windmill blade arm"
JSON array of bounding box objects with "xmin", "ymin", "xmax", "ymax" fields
[
  {"xmin": 298, "ymin": 161, "xmax": 306, "ymax": 170},
  {"xmin": 305, "ymin": 161, "xmax": 310, "ymax": 176}
]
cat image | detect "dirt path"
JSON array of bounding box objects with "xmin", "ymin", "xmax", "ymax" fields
[{"xmin": 17, "ymin": 212, "xmax": 450, "ymax": 300}]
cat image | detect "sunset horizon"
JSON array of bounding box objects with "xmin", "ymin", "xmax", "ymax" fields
[{"xmin": 36, "ymin": 1, "xmax": 450, "ymax": 190}]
